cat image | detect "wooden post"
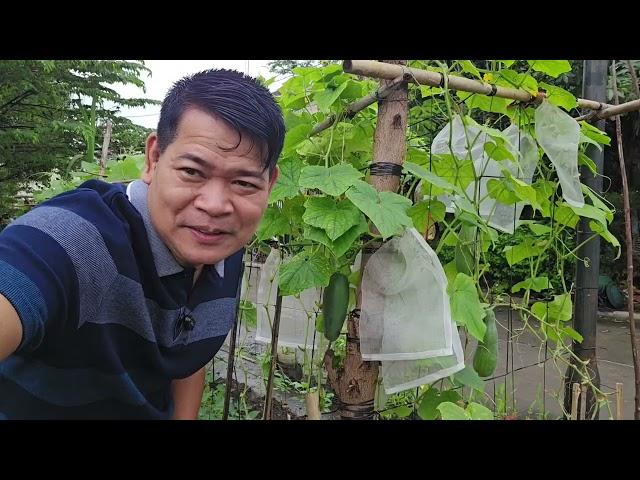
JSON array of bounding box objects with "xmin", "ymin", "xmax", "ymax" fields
[
  {"xmin": 262, "ymin": 289, "xmax": 283, "ymax": 420},
  {"xmin": 324, "ymin": 60, "xmax": 409, "ymax": 420},
  {"xmin": 99, "ymin": 119, "xmax": 112, "ymax": 176},
  {"xmin": 570, "ymin": 383, "xmax": 580, "ymax": 420},
  {"xmin": 222, "ymin": 263, "xmax": 245, "ymax": 420},
  {"xmin": 616, "ymin": 383, "xmax": 624, "ymax": 420},
  {"xmin": 305, "ymin": 391, "xmax": 321, "ymax": 420},
  {"xmin": 612, "ymin": 62, "xmax": 640, "ymax": 420}
]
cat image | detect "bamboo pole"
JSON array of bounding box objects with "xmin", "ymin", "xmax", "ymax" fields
[
  {"xmin": 570, "ymin": 382, "xmax": 580, "ymax": 420},
  {"xmin": 343, "ymin": 60, "xmax": 615, "ymax": 110},
  {"xmin": 99, "ymin": 119, "xmax": 112, "ymax": 176},
  {"xmin": 612, "ymin": 63, "xmax": 640, "ymax": 420},
  {"xmin": 616, "ymin": 382, "xmax": 624, "ymax": 420},
  {"xmin": 262, "ymin": 288, "xmax": 284, "ymax": 420},
  {"xmin": 311, "ymin": 73, "xmax": 410, "ymax": 136},
  {"xmin": 222, "ymin": 263, "xmax": 245, "ymax": 420}
]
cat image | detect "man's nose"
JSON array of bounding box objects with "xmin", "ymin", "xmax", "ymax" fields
[{"xmin": 192, "ymin": 181, "xmax": 234, "ymax": 216}]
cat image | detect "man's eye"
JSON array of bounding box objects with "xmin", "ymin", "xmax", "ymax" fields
[
  {"xmin": 181, "ymin": 168, "xmax": 200, "ymax": 177},
  {"xmin": 235, "ymin": 180, "xmax": 257, "ymax": 189}
]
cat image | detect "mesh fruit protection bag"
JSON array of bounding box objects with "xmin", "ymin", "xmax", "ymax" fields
[
  {"xmin": 380, "ymin": 327, "xmax": 465, "ymax": 394},
  {"xmin": 255, "ymin": 248, "xmax": 320, "ymax": 349},
  {"xmin": 360, "ymin": 227, "xmax": 455, "ymax": 361},
  {"xmin": 430, "ymin": 116, "xmax": 539, "ymax": 233},
  {"xmin": 535, "ymin": 99, "xmax": 584, "ymax": 208},
  {"xmin": 485, "ymin": 124, "xmax": 539, "ymax": 233}
]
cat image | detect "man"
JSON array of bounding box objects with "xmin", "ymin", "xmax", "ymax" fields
[{"xmin": 0, "ymin": 69, "xmax": 284, "ymax": 419}]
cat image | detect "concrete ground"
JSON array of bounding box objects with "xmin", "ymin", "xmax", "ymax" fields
[
  {"xmin": 474, "ymin": 308, "xmax": 637, "ymax": 420},
  {"xmin": 209, "ymin": 271, "xmax": 638, "ymax": 420}
]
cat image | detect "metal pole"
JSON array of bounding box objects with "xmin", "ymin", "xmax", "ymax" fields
[{"xmin": 563, "ymin": 60, "xmax": 608, "ymax": 419}]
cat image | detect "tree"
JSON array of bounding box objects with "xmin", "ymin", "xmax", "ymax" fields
[{"xmin": 0, "ymin": 60, "xmax": 158, "ymax": 226}]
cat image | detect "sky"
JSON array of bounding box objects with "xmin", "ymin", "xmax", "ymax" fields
[{"xmin": 113, "ymin": 60, "xmax": 281, "ymax": 129}]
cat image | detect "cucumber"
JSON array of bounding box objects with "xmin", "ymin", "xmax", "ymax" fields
[
  {"xmin": 473, "ymin": 309, "xmax": 498, "ymax": 377},
  {"xmin": 322, "ymin": 272, "xmax": 349, "ymax": 342}
]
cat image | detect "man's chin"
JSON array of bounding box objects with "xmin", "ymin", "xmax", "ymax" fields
[{"xmin": 179, "ymin": 247, "xmax": 235, "ymax": 268}]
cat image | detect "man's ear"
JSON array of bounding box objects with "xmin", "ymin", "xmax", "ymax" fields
[
  {"xmin": 267, "ymin": 165, "xmax": 280, "ymax": 194},
  {"xmin": 142, "ymin": 132, "xmax": 161, "ymax": 184}
]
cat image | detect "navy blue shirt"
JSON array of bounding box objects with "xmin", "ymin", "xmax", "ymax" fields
[{"xmin": 0, "ymin": 179, "xmax": 243, "ymax": 419}]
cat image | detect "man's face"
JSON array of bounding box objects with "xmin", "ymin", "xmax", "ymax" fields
[{"xmin": 142, "ymin": 108, "xmax": 279, "ymax": 268}]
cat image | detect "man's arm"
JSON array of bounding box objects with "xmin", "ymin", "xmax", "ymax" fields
[
  {"xmin": 0, "ymin": 294, "xmax": 22, "ymax": 362},
  {"xmin": 171, "ymin": 366, "xmax": 206, "ymax": 420}
]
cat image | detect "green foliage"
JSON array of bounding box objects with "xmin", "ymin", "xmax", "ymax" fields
[{"xmin": 0, "ymin": 60, "xmax": 157, "ymax": 227}]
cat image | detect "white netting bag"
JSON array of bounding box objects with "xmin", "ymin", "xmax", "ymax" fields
[
  {"xmin": 380, "ymin": 325, "xmax": 465, "ymax": 394},
  {"xmin": 535, "ymin": 99, "xmax": 584, "ymax": 208},
  {"xmin": 359, "ymin": 227, "xmax": 454, "ymax": 361},
  {"xmin": 430, "ymin": 116, "xmax": 540, "ymax": 233},
  {"xmin": 484, "ymin": 124, "xmax": 539, "ymax": 233},
  {"xmin": 255, "ymin": 248, "xmax": 320, "ymax": 349},
  {"xmin": 431, "ymin": 114, "xmax": 491, "ymax": 213}
]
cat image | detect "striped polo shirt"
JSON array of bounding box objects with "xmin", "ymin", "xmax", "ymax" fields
[{"xmin": 0, "ymin": 179, "xmax": 243, "ymax": 419}]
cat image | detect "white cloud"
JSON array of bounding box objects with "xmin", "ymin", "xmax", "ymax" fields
[{"xmin": 113, "ymin": 60, "xmax": 279, "ymax": 129}]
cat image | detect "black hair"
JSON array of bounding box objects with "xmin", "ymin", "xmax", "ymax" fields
[{"xmin": 157, "ymin": 69, "xmax": 285, "ymax": 175}]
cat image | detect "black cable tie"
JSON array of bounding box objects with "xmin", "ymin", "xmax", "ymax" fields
[
  {"xmin": 487, "ymin": 84, "xmax": 498, "ymax": 97},
  {"xmin": 369, "ymin": 162, "xmax": 403, "ymax": 177}
]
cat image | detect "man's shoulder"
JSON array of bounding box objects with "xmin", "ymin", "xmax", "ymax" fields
[{"xmin": 6, "ymin": 180, "xmax": 135, "ymax": 254}]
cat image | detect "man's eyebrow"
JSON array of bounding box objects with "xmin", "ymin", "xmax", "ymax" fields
[
  {"xmin": 177, "ymin": 153, "xmax": 266, "ymax": 180},
  {"xmin": 176, "ymin": 153, "xmax": 209, "ymax": 167},
  {"xmin": 229, "ymin": 168, "xmax": 267, "ymax": 180}
]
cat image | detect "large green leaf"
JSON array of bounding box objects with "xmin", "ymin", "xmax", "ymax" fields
[
  {"xmin": 404, "ymin": 161, "xmax": 459, "ymax": 193},
  {"xmin": 432, "ymin": 154, "xmax": 476, "ymax": 192},
  {"xmin": 278, "ymin": 249, "xmax": 332, "ymax": 296},
  {"xmin": 503, "ymin": 239, "xmax": 545, "ymax": 267},
  {"xmin": 452, "ymin": 366, "xmax": 486, "ymax": 392},
  {"xmin": 539, "ymin": 82, "xmax": 577, "ymax": 111},
  {"xmin": 303, "ymin": 197, "xmax": 362, "ymax": 241},
  {"xmin": 459, "ymin": 60, "xmax": 482, "ymax": 79},
  {"xmin": 578, "ymin": 151, "xmax": 598, "ymax": 176},
  {"xmin": 466, "ymin": 402, "xmax": 494, "ymax": 420},
  {"xmin": 106, "ymin": 157, "xmax": 141, "ymax": 181},
  {"xmin": 303, "ymin": 216, "xmax": 368, "ymax": 258},
  {"xmin": 590, "ymin": 221, "xmax": 621, "ymax": 252},
  {"xmin": 256, "ymin": 206, "xmax": 289, "ymax": 240},
  {"xmin": 418, "ymin": 388, "xmax": 462, "ymax": 420},
  {"xmin": 283, "ymin": 124, "xmax": 312, "ymax": 155},
  {"xmin": 345, "ymin": 180, "xmax": 412, "ymax": 239},
  {"xmin": 437, "ymin": 402, "xmax": 468, "ymax": 420},
  {"xmin": 502, "ymin": 171, "xmax": 541, "ymax": 210},
  {"xmin": 496, "ymin": 70, "xmax": 538, "ymax": 96},
  {"xmin": 487, "ymin": 179, "xmax": 519, "ymax": 205},
  {"xmin": 580, "ymin": 121, "xmax": 611, "ymax": 146},
  {"xmin": 587, "ymin": 193, "xmax": 615, "ymax": 223},
  {"xmin": 526, "ymin": 60, "xmax": 572, "ymax": 78},
  {"xmin": 239, "ymin": 300, "xmax": 257, "ymax": 328},
  {"xmin": 299, "ymin": 164, "xmax": 363, "ymax": 196},
  {"xmin": 313, "ymin": 80, "xmax": 350, "ymax": 112},
  {"xmin": 527, "ymin": 223, "xmax": 552, "ymax": 236},
  {"xmin": 408, "ymin": 200, "xmax": 446, "ymax": 233},
  {"xmin": 511, "ymin": 276, "xmax": 553, "ymax": 293},
  {"xmin": 269, "ymin": 156, "xmax": 303, "ymax": 203},
  {"xmin": 553, "ymin": 204, "xmax": 579, "ymax": 228},
  {"xmin": 457, "ymin": 91, "xmax": 513, "ymax": 114},
  {"xmin": 569, "ymin": 203, "xmax": 608, "ymax": 228},
  {"xmin": 484, "ymin": 140, "xmax": 515, "ymax": 162},
  {"xmin": 449, "ymin": 273, "xmax": 486, "ymax": 341},
  {"xmin": 531, "ymin": 293, "xmax": 573, "ymax": 323}
]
